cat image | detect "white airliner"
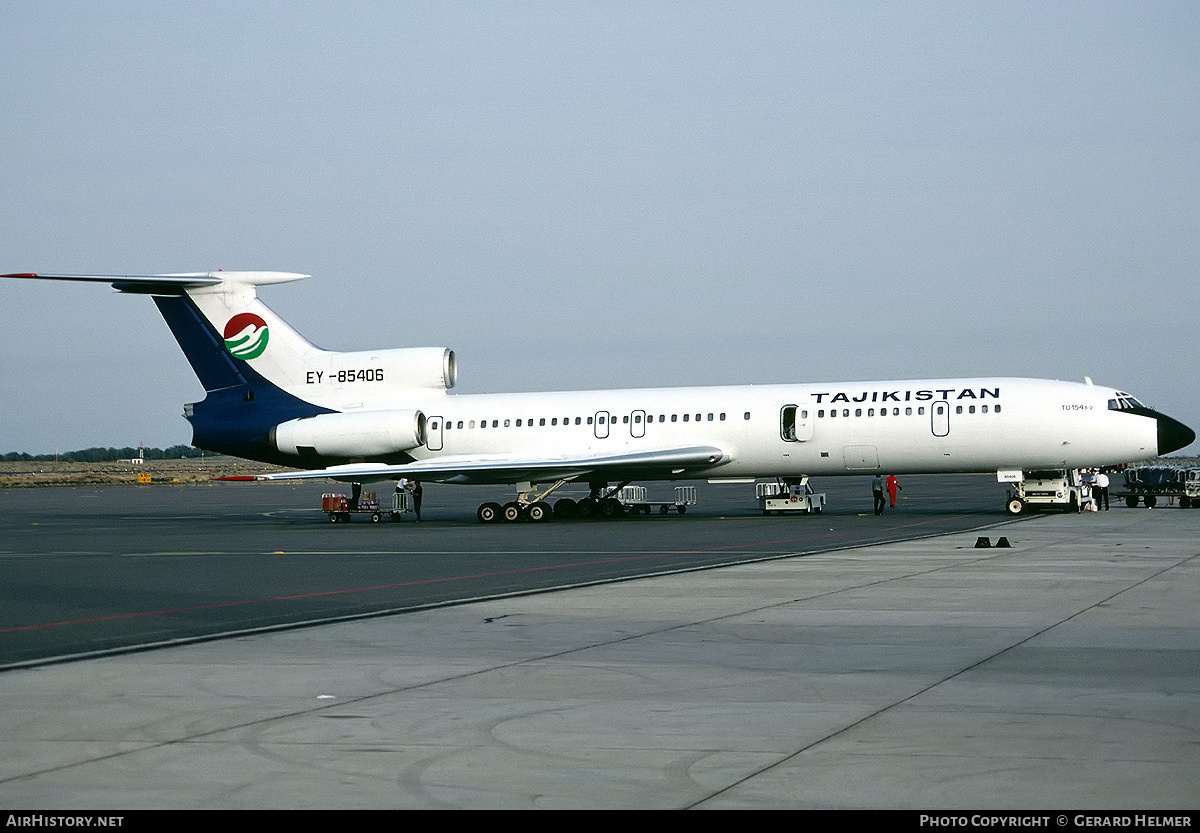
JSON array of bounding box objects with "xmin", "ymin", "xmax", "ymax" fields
[{"xmin": 4, "ymin": 271, "xmax": 1193, "ymax": 520}]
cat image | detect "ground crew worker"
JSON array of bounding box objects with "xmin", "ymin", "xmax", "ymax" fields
[
  {"xmin": 872, "ymin": 474, "xmax": 886, "ymax": 515},
  {"xmin": 885, "ymin": 474, "xmax": 902, "ymax": 507},
  {"xmin": 1093, "ymin": 469, "xmax": 1110, "ymax": 510},
  {"xmin": 409, "ymin": 479, "xmax": 423, "ymax": 521}
]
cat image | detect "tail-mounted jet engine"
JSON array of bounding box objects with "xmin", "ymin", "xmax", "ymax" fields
[{"xmin": 271, "ymin": 410, "xmax": 428, "ymax": 458}]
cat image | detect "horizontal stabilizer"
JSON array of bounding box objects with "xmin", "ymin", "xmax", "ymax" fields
[{"xmin": 1, "ymin": 272, "xmax": 309, "ymax": 293}]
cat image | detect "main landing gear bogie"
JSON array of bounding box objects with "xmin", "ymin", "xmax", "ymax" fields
[
  {"xmin": 476, "ymin": 500, "xmax": 555, "ymax": 524},
  {"xmin": 475, "ymin": 490, "xmax": 638, "ymax": 524},
  {"xmin": 474, "ymin": 480, "xmax": 668, "ymax": 524},
  {"xmin": 475, "ymin": 493, "xmax": 691, "ymax": 523},
  {"xmin": 566, "ymin": 497, "xmax": 625, "ymax": 519}
]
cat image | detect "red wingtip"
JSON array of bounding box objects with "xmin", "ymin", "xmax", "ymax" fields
[
  {"xmin": 214, "ymin": 475, "xmax": 259, "ymax": 481},
  {"xmin": 1, "ymin": 273, "xmax": 39, "ymax": 278}
]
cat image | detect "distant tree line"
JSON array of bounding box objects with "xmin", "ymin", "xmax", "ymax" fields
[{"xmin": 1, "ymin": 446, "xmax": 210, "ymax": 462}]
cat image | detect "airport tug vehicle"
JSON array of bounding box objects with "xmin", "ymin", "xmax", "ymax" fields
[
  {"xmin": 999, "ymin": 469, "xmax": 1091, "ymax": 515},
  {"xmin": 756, "ymin": 477, "xmax": 827, "ymax": 515}
]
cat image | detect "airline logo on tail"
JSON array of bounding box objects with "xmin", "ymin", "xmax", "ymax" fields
[{"xmin": 223, "ymin": 313, "xmax": 269, "ymax": 360}]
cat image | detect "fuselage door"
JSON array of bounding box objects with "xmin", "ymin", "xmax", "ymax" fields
[
  {"xmin": 630, "ymin": 409, "xmax": 646, "ymax": 439},
  {"xmin": 932, "ymin": 402, "xmax": 950, "ymax": 437},
  {"xmin": 781, "ymin": 405, "xmax": 814, "ymax": 442},
  {"xmin": 427, "ymin": 415, "xmax": 444, "ymax": 451},
  {"xmin": 594, "ymin": 410, "xmax": 610, "ymax": 439},
  {"xmin": 843, "ymin": 444, "xmax": 880, "ymax": 470},
  {"xmin": 795, "ymin": 407, "xmax": 813, "ymax": 441}
]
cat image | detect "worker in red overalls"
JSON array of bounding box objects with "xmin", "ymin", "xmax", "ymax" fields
[{"xmin": 885, "ymin": 474, "xmax": 902, "ymax": 508}]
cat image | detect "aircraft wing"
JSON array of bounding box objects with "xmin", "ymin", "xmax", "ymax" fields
[{"xmin": 220, "ymin": 446, "xmax": 728, "ymax": 485}]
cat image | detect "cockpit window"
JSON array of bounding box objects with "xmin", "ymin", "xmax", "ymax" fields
[{"xmin": 1108, "ymin": 392, "xmax": 1145, "ymax": 411}]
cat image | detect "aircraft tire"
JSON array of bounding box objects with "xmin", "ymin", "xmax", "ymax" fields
[
  {"xmin": 477, "ymin": 502, "xmax": 502, "ymax": 524},
  {"xmin": 599, "ymin": 498, "xmax": 623, "ymax": 519},
  {"xmin": 553, "ymin": 498, "xmax": 577, "ymax": 518},
  {"xmin": 1006, "ymin": 497, "xmax": 1025, "ymax": 516},
  {"xmin": 501, "ymin": 502, "xmax": 523, "ymax": 522},
  {"xmin": 527, "ymin": 502, "xmax": 552, "ymax": 523}
]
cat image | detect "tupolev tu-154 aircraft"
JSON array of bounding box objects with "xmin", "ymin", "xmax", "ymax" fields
[{"xmin": 3, "ymin": 271, "xmax": 1193, "ymax": 521}]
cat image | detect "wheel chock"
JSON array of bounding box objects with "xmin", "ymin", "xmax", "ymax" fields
[
  {"xmin": 995, "ymin": 536, "xmax": 1012, "ymax": 548},
  {"xmin": 975, "ymin": 536, "xmax": 991, "ymax": 548}
]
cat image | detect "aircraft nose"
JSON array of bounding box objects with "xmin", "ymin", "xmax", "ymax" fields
[{"xmin": 1154, "ymin": 410, "xmax": 1195, "ymax": 455}]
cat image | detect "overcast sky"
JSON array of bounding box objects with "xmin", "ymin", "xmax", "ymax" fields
[{"xmin": 1, "ymin": 2, "xmax": 1196, "ymax": 455}]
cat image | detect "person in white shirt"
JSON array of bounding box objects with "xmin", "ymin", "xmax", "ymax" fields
[{"xmin": 1093, "ymin": 469, "xmax": 1110, "ymax": 510}]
